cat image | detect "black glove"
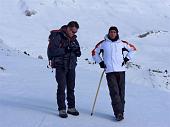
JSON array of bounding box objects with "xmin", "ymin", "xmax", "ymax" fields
[
  {"xmin": 99, "ymin": 61, "xmax": 106, "ymax": 68},
  {"xmin": 65, "ymin": 44, "xmax": 81, "ymax": 57},
  {"xmin": 65, "ymin": 46, "xmax": 72, "ymax": 53},
  {"xmin": 70, "ymin": 43, "xmax": 79, "ymax": 52},
  {"xmin": 122, "ymin": 57, "xmax": 129, "ymax": 66},
  {"xmin": 65, "ymin": 42, "xmax": 79, "ymax": 53},
  {"xmin": 74, "ymin": 47, "xmax": 81, "ymax": 57}
]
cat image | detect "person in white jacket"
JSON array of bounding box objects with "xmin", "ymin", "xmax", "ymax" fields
[{"xmin": 92, "ymin": 26, "xmax": 136, "ymax": 121}]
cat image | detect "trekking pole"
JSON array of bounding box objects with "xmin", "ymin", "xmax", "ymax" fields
[{"xmin": 91, "ymin": 70, "xmax": 105, "ymax": 116}]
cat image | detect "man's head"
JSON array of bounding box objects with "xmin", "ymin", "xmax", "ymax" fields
[
  {"xmin": 108, "ymin": 26, "xmax": 119, "ymax": 41},
  {"xmin": 66, "ymin": 21, "xmax": 79, "ymax": 38}
]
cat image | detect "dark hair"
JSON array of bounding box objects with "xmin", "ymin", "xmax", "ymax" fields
[
  {"xmin": 67, "ymin": 21, "xmax": 79, "ymax": 29},
  {"xmin": 109, "ymin": 26, "xmax": 119, "ymax": 33}
]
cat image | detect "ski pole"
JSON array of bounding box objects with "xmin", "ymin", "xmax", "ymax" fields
[{"xmin": 91, "ymin": 70, "xmax": 105, "ymax": 116}]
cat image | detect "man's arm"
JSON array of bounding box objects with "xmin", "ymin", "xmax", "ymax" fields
[
  {"xmin": 47, "ymin": 32, "xmax": 65, "ymax": 60},
  {"xmin": 91, "ymin": 40, "xmax": 104, "ymax": 64}
]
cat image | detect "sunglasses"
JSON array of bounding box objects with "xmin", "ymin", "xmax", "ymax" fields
[
  {"xmin": 68, "ymin": 27, "xmax": 77, "ymax": 34},
  {"xmin": 71, "ymin": 30, "xmax": 77, "ymax": 34}
]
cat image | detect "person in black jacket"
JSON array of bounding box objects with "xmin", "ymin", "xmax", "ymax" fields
[{"xmin": 47, "ymin": 21, "xmax": 81, "ymax": 118}]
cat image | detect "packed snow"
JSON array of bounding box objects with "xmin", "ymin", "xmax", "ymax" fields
[{"xmin": 0, "ymin": 0, "xmax": 170, "ymax": 127}]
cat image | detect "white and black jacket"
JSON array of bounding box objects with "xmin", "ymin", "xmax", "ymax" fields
[{"xmin": 92, "ymin": 35, "xmax": 136, "ymax": 73}]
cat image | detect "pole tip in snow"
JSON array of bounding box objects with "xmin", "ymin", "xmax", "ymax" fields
[{"xmin": 91, "ymin": 113, "xmax": 93, "ymax": 116}]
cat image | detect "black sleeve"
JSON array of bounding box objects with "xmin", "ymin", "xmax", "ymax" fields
[
  {"xmin": 47, "ymin": 32, "xmax": 65, "ymax": 60},
  {"xmin": 74, "ymin": 39, "xmax": 81, "ymax": 57}
]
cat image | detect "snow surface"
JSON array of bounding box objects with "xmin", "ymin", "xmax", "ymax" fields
[{"xmin": 0, "ymin": 0, "xmax": 170, "ymax": 127}]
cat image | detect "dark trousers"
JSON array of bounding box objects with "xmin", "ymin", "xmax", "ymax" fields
[
  {"xmin": 55, "ymin": 68, "xmax": 76, "ymax": 111},
  {"xmin": 106, "ymin": 72, "xmax": 125, "ymax": 116}
]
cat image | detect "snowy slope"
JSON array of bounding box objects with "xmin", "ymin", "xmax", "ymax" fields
[
  {"xmin": 1, "ymin": 42, "xmax": 170, "ymax": 127},
  {"xmin": 0, "ymin": 0, "xmax": 170, "ymax": 57},
  {"xmin": 1, "ymin": 0, "xmax": 170, "ymax": 127}
]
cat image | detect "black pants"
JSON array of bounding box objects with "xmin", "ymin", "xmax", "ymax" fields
[
  {"xmin": 106, "ymin": 72, "xmax": 125, "ymax": 116},
  {"xmin": 55, "ymin": 68, "xmax": 76, "ymax": 111}
]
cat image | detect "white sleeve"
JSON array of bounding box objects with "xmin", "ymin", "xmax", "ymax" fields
[
  {"xmin": 123, "ymin": 41, "xmax": 137, "ymax": 60},
  {"xmin": 92, "ymin": 42, "xmax": 103, "ymax": 63}
]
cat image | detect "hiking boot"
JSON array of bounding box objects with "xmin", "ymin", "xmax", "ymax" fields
[
  {"xmin": 67, "ymin": 108, "xmax": 79, "ymax": 116},
  {"xmin": 115, "ymin": 113, "xmax": 124, "ymax": 121},
  {"xmin": 59, "ymin": 110, "xmax": 68, "ymax": 118}
]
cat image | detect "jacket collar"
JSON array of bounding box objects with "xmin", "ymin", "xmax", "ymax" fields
[{"xmin": 104, "ymin": 34, "xmax": 120, "ymax": 43}]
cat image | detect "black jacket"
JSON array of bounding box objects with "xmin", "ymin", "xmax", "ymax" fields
[{"xmin": 47, "ymin": 29, "xmax": 81, "ymax": 69}]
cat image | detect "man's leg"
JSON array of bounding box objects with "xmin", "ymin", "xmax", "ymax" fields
[
  {"xmin": 117, "ymin": 72, "xmax": 125, "ymax": 114},
  {"xmin": 106, "ymin": 72, "xmax": 123, "ymax": 116},
  {"xmin": 55, "ymin": 69, "xmax": 67, "ymax": 111},
  {"xmin": 66, "ymin": 69, "xmax": 76, "ymax": 108},
  {"xmin": 66, "ymin": 69, "xmax": 79, "ymax": 116}
]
